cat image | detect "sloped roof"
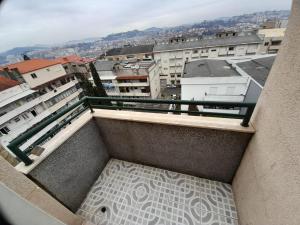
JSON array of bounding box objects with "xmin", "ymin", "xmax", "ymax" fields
[
  {"xmin": 237, "ymin": 56, "xmax": 275, "ymax": 86},
  {"xmin": 0, "ymin": 76, "xmax": 19, "ymax": 91},
  {"xmin": 0, "ymin": 59, "xmax": 60, "ymax": 74},
  {"xmin": 106, "ymin": 45, "xmax": 154, "ymax": 56},
  {"xmin": 154, "ymin": 33, "xmax": 262, "ymax": 52}
]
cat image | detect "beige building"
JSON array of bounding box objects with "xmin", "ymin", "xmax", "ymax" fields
[
  {"xmin": 153, "ymin": 31, "xmax": 263, "ymax": 86},
  {"xmin": 258, "ymin": 28, "xmax": 286, "ymax": 54}
]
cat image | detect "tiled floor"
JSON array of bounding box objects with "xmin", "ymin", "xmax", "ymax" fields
[{"xmin": 77, "ymin": 159, "xmax": 238, "ymax": 225}]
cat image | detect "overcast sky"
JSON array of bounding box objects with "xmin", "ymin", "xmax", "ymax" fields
[{"xmin": 0, "ymin": 0, "xmax": 292, "ymax": 52}]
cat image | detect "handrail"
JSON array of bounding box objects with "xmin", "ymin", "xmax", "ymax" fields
[{"xmin": 7, "ymin": 96, "xmax": 255, "ymax": 166}]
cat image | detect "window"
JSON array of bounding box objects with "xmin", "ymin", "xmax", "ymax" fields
[
  {"xmin": 210, "ymin": 49, "xmax": 217, "ymax": 52},
  {"xmin": 31, "ymin": 73, "xmax": 37, "ymax": 79},
  {"xmin": 31, "ymin": 110, "xmax": 37, "ymax": 117},
  {"xmin": 271, "ymin": 40, "xmax": 282, "ymax": 46},
  {"xmin": 229, "ymin": 47, "xmax": 234, "ymax": 51},
  {"xmin": 264, "ymin": 42, "xmax": 269, "ymax": 46},
  {"xmin": 177, "ymin": 74, "xmax": 181, "ymax": 78},
  {"xmin": 170, "ymin": 74, "xmax": 175, "ymax": 78},
  {"xmin": 163, "ymin": 68, "xmax": 168, "ymax": 70},
  {"xmin": 14, "ymin": 117, "xmax": 20, "ymax": 122},
  {"xmin": 0, "ymin": 126, "xmax": 10, "ymax": 135},
  {"xmin": 193, "ymin": 50, "xmax": 198, "ymax": 54}
]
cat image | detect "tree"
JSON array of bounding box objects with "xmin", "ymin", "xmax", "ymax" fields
[
  {"xmin": 89, "ymin": 62, "xmax": 111, "ymax": 105},
  {"xmin": 23, "ymin": 54, "xmax": 30, "ymax": 60}
]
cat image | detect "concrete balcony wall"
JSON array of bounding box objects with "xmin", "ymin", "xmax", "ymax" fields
[
  {"xmin": 93, "ymin": 110, "xmax": 253, "ymax": 183},
  {"xmin": 28, "ymin": 116, "xmax": 109, "ymax": 212},
  {"xmin": 21, "ymin": 110, "xmax": 254, "ymax": 213},
  {"xmin": 233, "ymin": 1, "xmax": 300, "ymax": 224}
]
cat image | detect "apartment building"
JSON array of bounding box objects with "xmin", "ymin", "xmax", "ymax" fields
[
  {"xmin": 104, "ymin": 44, "xmax": 154, "ymax": 61},
  {"xmin": 181, "ymin": 59, "xmax": 249, "ymax": 113},
  {"xmin": 0, "ymin": 58, "xmax": 83, "ymax": 153},
  {"xmin": 257, "ymin": 28, "xmax": 286, "ymax": 53},
  {"xmin": 181, "ymin": 55, "xmax": 275, "ymax": 113},
  {"xmin": 54, "ymin": 55, "xmax": 94, "ymax": 79},
  {"xmin": 153, "ymin": 31, "xmax": 263, "ymax": 85},
  {"xmin": 93, "ymin": 60, "xmax": 160, "ymax": 99}
]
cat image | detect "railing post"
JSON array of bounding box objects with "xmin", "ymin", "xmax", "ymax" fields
[
  {"xmin": 241, "ymin": 105, "xmax": 255, "ymax": 127},
  {"xmin": 8, "ymin": 145, "xmax": 33, "ymax": 165},
  {"xmin": 85, "ymin": 97, "xmax": 94, "ymax": 113}
]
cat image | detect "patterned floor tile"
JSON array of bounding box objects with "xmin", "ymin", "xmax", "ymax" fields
[{"xmin": 77, "ymin": 159, "xmax": 239, "ymax": 225}]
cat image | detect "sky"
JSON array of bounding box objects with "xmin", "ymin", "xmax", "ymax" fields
[{"xmin": 0, "ymin": 0, "xmax": 292, "ymax": 52}]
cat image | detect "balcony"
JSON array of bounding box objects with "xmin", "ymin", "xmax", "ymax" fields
[
  {"xmin": 6, "ymin": 97, "xmax": 256, "ymax": 225},
  {"xmin": 0, "ymin": 80, "xmax": 79, "ymax": 127},
  {"xmin": 40, "ymin": 80, "xmax": 79, "ymax": 102},
  {"xmin": 116, "ymin": 82, "xmax": 149, "ymax": 87}
]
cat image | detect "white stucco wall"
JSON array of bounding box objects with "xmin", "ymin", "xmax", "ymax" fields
[{"xmin": 22, "ymin": 64, "xmax": 67, "ymax": 89}]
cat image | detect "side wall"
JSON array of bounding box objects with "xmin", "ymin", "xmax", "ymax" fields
[
  {"xmin": 95, "ymin": 118, "xmax": 252, "ymax": 183},
  {"xmin": 0, "ymin": 156, "xmax": 82, "ymax": 225},
  {"xmin": 232, "ymin": 1, "xmax": 300, "ymax": 224},
  {"xmin": 29, "ymin": 119, "xmax": 110, "ymax": 212}
]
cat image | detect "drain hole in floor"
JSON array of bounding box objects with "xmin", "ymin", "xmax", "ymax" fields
[{"xmin": 101, "ymin": 207, "xmax": 106, "ymax": 213}]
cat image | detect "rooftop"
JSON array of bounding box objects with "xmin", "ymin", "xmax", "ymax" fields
[
  {"xmin": 237, "ymin": 56, "xmax": 275, "ymax": 86},
  {"xmin": 0, "ymin": 59, "xmax": 60, "ymax": 74},
  {"xmin": 154, "ymin": 32, "xmax": 262, "ymax": 52},
  {"xmin": 94, "ymin": 60, "xmax": 117, "ymax": 71},
  {"xmin": 0, "ymin": 76, "xmax": 20, "ymax": 91},
  {"xmin": 183, "ymin": 59, "xmax": 240, "ymax": 78},
  {"xmin": 54, "ymin": 55, "xmax": 94, "ymax": 65},
  {"xmin": 106, "ymin": 44, "xmax": 154, "ymax": 56}
]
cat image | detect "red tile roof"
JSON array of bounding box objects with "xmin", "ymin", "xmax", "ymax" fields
[
  {"xmin": 0, "ymin": 76, "xmax": 19, "ymax": 92},
  {"xmin": 54, "ymin": 55, "xmax": 95, "ymax": 65},
  {"xmin": 0, "ymin": 59, "xmax": 60, "ymax": 74}
]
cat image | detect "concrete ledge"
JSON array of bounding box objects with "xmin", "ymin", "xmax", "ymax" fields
[
  {"xmin": 92, "ymin": 109, "xmax": 255, "ymax": 133},
  {"xmin": 16, "ymin": 111, "xmax": 93, "ymax": 174}
]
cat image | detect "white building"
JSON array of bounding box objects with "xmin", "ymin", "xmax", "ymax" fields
[
  {"xmin": 0, "ymin": 58, "xmax": 83, "ymax": 154},
  {"xmin": 93, "ymin": 60, "xmax": 160, "ymax": 99},
  {"xmin": 153, "ymin": 31, "xmax": 263, "ymax": 86},
  {"xmin": 181, "ymin": 55, "xmax": 276, "ymax": 114}
]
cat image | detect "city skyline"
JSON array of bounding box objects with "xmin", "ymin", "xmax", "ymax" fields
[{"xmin": 0, "ymin": 0, "xmax": 292, "ymax": 52}]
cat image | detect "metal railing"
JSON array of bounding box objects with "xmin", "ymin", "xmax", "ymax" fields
[{"xmin": 7, "ymin": 96, "xmax": 255, "ymax": 166}]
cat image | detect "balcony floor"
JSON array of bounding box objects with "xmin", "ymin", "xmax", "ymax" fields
[{"xmin": 77, "ymin": 159, "xmax": 238, "ymax": 225}]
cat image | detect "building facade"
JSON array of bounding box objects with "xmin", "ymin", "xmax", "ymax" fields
[
  {"xmin": 257, "ymin": 28, "xmax": 286, "ymax": 54},
  {"xmin": 93, "ymin": 60, "xmax": 160, "ymax": 99},
  {"xmin": 153, "ymin": 31, "xmax": 263, "ymax": 85},
  {"xmin": 0, "ymin": 58, "xmax": 84, "ymax": 154},
  {"xmin": 181, "ymin": 55, "xmax": 276, "ymax": 113}
]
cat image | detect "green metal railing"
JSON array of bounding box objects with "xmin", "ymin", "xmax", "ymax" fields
[{"xmin": 7, "ymin": 96, "xmax": 255, "ymax": 166}]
